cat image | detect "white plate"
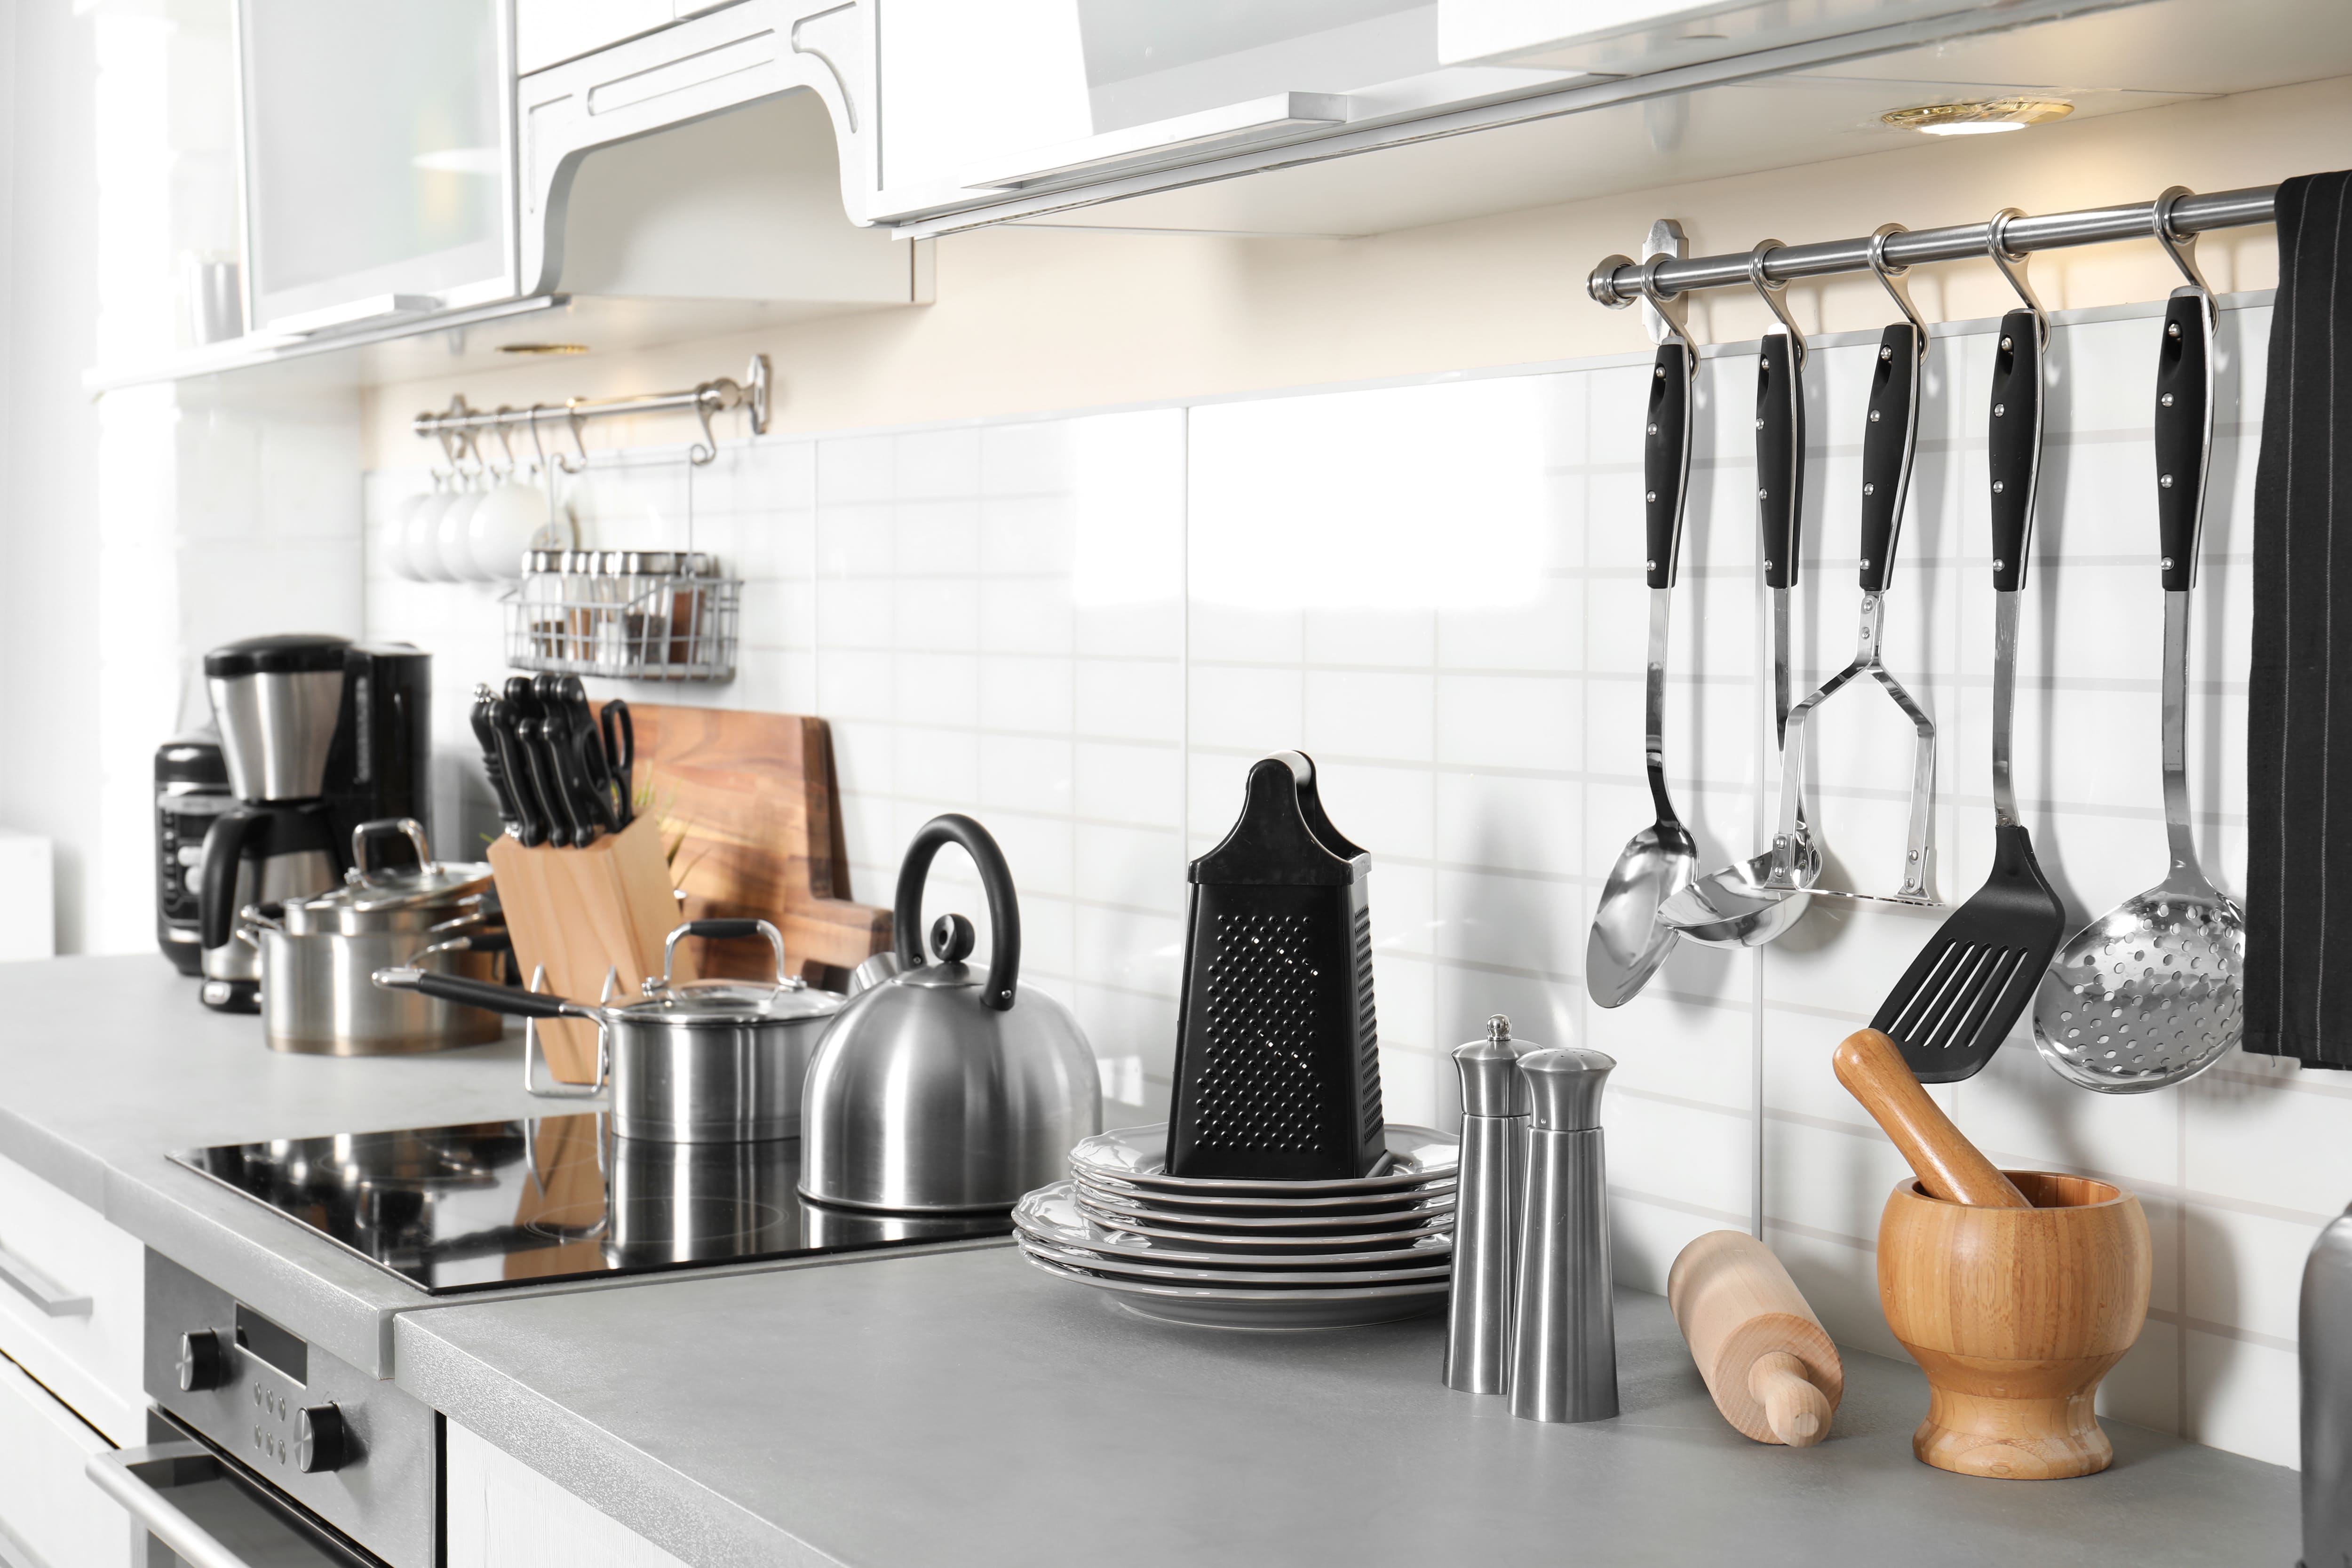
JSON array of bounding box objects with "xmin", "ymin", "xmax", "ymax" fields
[
  {"xmin": 1073, "ymin": 1183, "xmax": 1454, "ymax": 1232},
  {"xmin": 1072, "ymin": 1123, "xmax": 1459, "ymax": 1196},
  {"xmin": 1017, "ymin": 1185, "xmax": 1452, "ymax": 1269},
  {"xmin": 1018, "ymin": 1233, "xmax": 1451, "ymax": 1288},
  {"xmin": 1019, "ymin": 1247, "xmax": 1448, "ymax": 1329},
  {"xmin": 1071, "ymin": 1169, "xmax": 1456, "ymax": 1214}
]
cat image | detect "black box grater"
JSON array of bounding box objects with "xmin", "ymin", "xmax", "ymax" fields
[{"xmin": 1166, "ymin": 752, "xmax": 1385, "ymax": 1180}]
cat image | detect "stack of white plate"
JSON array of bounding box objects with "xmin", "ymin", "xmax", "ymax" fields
[{"xmin": 1013, "ymin": 1123, "xmax": 1461, "ymax": 1329}]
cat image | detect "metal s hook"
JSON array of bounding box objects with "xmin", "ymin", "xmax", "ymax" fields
[
  {"xmin": 560, "ymin": 401, "xmax": 591, "ymax": 475},
  {"xmin": 525, "ymin": 405, "xmax": 550, "ymax": 476},
  {"xmin": 1635, "ymin": 217, "xmax": 1692, "ymax": 347},
  {"xmin": 2151, "ymin": 184, "xmax": 2217, "ymax": 327},
  {"xmin": 1746, "ymin": 239, "xmax": 1806, "ymax": 366},
  {"xmin": 491, "ymin": 408, "xmax": 519, "ymax": 478},
  {"xmin": 1865, "ymin": 223, "xmax": 1930, "ymax": 358},
  {"xmin": 688, "ymin": 381, "xmax": 722, "ymax": 466},
  {"xmin": 1986, "ymin": 207, "xmax": 2049, "ymax": 349}
]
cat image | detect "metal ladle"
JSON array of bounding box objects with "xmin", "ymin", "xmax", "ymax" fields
[
  {"xmin": 1662, "ymin": 239, "xmax": 1820, "ymax": 946},
  {"xmin": 2032, "ymin": 189, "xmax": 2246, "ymax": 1091},
  {"xmin": 1586, "ymin": 239, "xmax": 1702, "ymax": 1008}
]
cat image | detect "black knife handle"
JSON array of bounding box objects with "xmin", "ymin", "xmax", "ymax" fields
[
  {"xmin": 469, "ymin": 698, "xmax": 524, "ymax": 836},
  {"xmin": 519, "ymin": 716, "xmax": 578, "ymax": 849},
  {"xmin": 2153, "ymin": 293, "xmax": 2210, "ymax": 592},
  {"xmin": 487, "ymin": 701, "xmax": 547, "ymax": 848},
  {"xmin": 1859, "ymin": 323, "xmax": 1921, "ymax": 594},
  {"xmin": 1644, "ymin": 342, "xmax": 1693, "ymax": 590},
  {"xmin": 1756, "ymin": 333, "xmax": 1804, "ymax": 592},
  {"xmin": 1987, "ymin": 308, "xmax": 2043, "ymax": 594}
]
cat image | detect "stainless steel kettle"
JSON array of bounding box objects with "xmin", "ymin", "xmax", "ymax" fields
[{"xmin": 800, "ymin": 814, "xmax": 1101, "ymax": 1213}]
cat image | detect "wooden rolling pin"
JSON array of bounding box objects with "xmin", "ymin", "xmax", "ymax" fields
[
  {"xmin": 1832, "ymin": 1029, "xmax": 2030, "ymax": 1209},
  {"xmin": 1669, "ymin": 1230, "xmax": 1844, "ymax": 1447}
]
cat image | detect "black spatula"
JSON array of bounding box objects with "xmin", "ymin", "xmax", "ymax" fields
[{"xmin": 1871, "ymin": 307, "xmax": 2067, "ymax": 1083}]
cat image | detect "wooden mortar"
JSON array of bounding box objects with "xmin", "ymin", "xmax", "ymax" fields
[{"xmin": 1877, "ymin": 1170, "xmax": 2151, "ymax": 1480}]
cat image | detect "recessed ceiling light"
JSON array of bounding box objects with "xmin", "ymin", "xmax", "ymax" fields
[
  {"xmin": 498, "ymin": 342, "xmax": 590, "ymax": 356},
  {"xmin": 1881, "ymin": 97, "xmax": 2074, "ymax": 136}
]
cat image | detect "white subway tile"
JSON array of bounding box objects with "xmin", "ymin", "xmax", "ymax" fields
[{"xmin": 1075, "ymin": 740, "xmax": 1183, "ymax": 829}]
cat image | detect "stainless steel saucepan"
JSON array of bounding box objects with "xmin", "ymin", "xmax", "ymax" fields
[
  {"xmin": 240, "ymin": 818, "xmax": 504, "ymax": 1055},
  {"xmin": 375, "ymin": 918, "xmax": 846, "ymax": 1142}
]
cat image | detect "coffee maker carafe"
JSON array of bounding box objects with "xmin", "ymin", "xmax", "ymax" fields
[{"xmin": 196, "ymin": 635, "xmax": 431, "ymax": 1011}]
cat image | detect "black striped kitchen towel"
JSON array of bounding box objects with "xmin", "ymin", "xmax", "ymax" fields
[{"xmin": 2246, "ymin": 169, "xmax": 2352, "ymax": 1068}]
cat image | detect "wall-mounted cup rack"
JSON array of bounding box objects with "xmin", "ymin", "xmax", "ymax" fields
[{"xmin": 413, "ymin": 354, "xmax": 770, "ymax": 469}]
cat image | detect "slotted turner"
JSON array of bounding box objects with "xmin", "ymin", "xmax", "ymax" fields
[{"xmin": 1875, "ymin": 221, "xmax": 2068, "ymax": 1084}]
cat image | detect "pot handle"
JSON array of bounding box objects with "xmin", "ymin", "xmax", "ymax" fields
[
  {"xmin": 662, "ymin": 917, "xmax": 788, "ymax": 989},
  {"xmin": 893, "ymin": 814, "xmax": 1020, "ymax": 1011},
  {"xmin": 351, "ymin": 818, "xmax": 432, "ymax": 883},
  {"xmin": 373, "ymin": 966, "xmax": 589, "ymax": 1020}
]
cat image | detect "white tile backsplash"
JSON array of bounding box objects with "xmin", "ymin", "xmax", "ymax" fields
[{"xmin": 363, "ymin": 295, "xmax": 2316, "ymax": 1470}]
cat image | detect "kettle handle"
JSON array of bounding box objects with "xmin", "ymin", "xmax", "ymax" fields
[{"xmin": 893, "ymin": 814, "xmax": 1021, "ymax": 1012}]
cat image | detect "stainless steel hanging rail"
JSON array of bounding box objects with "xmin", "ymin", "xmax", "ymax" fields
[
  {"xmin": 411, "ymin": 354, "xmax": 769, "ymax": 468},
  {"xmin": 1588, "ymin": 186, "xmax": 2277, "ymax": 307}
]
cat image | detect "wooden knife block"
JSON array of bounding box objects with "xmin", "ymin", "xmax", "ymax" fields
[{"xmin": 487, "ymin": 813, "xmax": 688, "ymax": 1083}]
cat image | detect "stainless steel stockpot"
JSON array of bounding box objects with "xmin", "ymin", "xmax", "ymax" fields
[
  {"xmin": 375, "ymin": 918, "xmax": 845, "ymax": 1143},
  {"xmin": 242, "ymin": 819, "xmax": 502, "ymax": 1055}
]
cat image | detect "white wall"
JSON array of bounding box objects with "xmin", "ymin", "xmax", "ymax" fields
[{"xmin": 366, "ymin": 285, "xmax": 2305, "ymax": 1466}]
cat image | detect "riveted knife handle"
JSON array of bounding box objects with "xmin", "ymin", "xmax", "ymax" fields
[
  {"xmin": 1644, "ymin": 342, "xmax": 1693, "ymax": 591},
  {"xmin": 1756, "ymin": 333, "xmax": 1804, "ymax": 592},
  {"xmin": 2153, "ymin": 293, "xmax": 2210, "ymax": 592},
  {"xmin": 1987, "ymin": 308, "xmax": 2043, "ymax": 594},
  {"xmin": 1858, "ymin": 323, "xmax": 1920, "ymax": 595}
]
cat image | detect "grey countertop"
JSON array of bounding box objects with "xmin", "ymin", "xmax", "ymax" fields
[
  {"xmin": 0, "ymin": 955, "xmax": 560, "ymax": 1373},
  {"xmin": 396, "ymin": 1243, "xmax": 2301, "ymax": 1568},
  {"xmin": 0, "ymin": 955, "xmax": 2304, "ymax": 1567}
]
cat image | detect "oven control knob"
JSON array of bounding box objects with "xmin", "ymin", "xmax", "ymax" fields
[
  {"xmin": 294, "ymin": 1404, "xmax": 348, "ymax": 1474},
  {"xmin": 175, "ymin": 1330, "xmax": 225, "ymax": 1392}
]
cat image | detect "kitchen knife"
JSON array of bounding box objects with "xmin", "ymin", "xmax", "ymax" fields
[
  {"xmin": 505, "ymin": 677, "xmax": 581, "ymax": 848},
  {"xmin": 469, "ymin": 685, "xmax": 526, "ymax": 840},
  {"xmin": 486, "ymin": 697, "xmax": 549, "ymax": 848},
  {"xmin": 533, "ymin": 673, "xmax": 613, "ymax": 843},
  {"xmin": 545, "ymin": 673, "xmax": 624, "ymax": 836}
]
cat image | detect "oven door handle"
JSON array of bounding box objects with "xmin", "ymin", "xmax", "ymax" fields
[{"xmin": 86, "ymin": 1442, "xmax": 267, "ymax": 1568}]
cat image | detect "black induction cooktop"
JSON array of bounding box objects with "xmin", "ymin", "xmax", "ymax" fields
[{"xmin": 169, "ymin": 1115, "xmax": 1010, "ymax": 1295}]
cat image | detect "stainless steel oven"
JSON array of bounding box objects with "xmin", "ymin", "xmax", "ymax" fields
[{"xmin": 102, "ymin": 1251, "xmax": 436, "ymax": 1568}]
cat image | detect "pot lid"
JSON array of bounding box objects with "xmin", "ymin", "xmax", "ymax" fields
[
  {"xmin": 615, "ymin": 977, "xmax": 846, "ymax": 1026},
  {"xmin": 326, "ymin": 859, "xmax": 496, "ymax": 914}
]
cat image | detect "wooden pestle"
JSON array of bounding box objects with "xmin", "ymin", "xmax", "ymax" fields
[
  {"xmin": 1832, "ymin": 1029, "xmax": 2030, "ymax": 1208},
  {"xmin": 1669, "ymin": 1230, "xmax": 1844, "ymax": 1446}
]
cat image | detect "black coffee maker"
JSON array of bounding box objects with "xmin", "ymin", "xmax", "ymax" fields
[
  {"xmin": 195, "ymin": 635, "xmax": 430, "ymax": 1011},
  {"xmin": 155, "ymin": 728, "xmax": 231, "ymax": 975}
]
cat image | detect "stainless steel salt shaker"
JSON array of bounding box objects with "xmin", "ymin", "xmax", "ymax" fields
[
  {"xmin": 2303, "ymin": 1202, "xmax": 2352, "ymax": 1566},
  {"xmin": 1510, "ymin": 1043, "xmax": 1618, "ymax": 1424},
  {"xmin": 1445, "ymin": 1015, "xmax": 1527, "ymax": 1394}
]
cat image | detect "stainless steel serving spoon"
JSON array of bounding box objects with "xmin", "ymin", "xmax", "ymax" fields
[
  {"xmin": 1587, "ymin": 246, "xmax": 1700, "ymax": 1008},
  {"xmin": 2033, "ymin": 190, "xmax": 2246, "ymax": 1092},
  {"xmin": 1664, "ymin": 240, "xmax": 1820, "ymax": 947}
]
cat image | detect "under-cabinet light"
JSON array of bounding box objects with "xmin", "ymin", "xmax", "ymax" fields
[{"xmin": 1881, "ymin": 97, "xmax": 2074, "ymax": 136}]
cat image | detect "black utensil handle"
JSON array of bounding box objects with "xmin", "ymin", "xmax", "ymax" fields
[
  {"xmin": 488, "ymin": 701, "xmax": 547, "ymax": 848},
  {"xmin": 518, "ymin": 718, "xmax": 577, "ymax": 848},
  {"xmin": 1859, "ymin": 323, "xmax": 1921, "ymax": 594},
  {"xmin": 600, "ymin": 700, "xmax": 636, "ymax": 828},
  {"xmin": 373, "ymin": 966, "xmax": 576, "ymax": 1018},
  {"xmin": 1643, "ymin": 342, "xmax": 1693, "ymax": 590},
  {"xmin": 2153, "ymin": 293, "xmax": 2210, "ymax": 591},
  {"xmin": 1756, "ymin": 332, "xmax": 1804, "ymax": 592},
  {"xmin": 1987, "ymin": 308, "xmax": 2043, "ymax": 593},
  {"xmin": 196, "ymin": 806, "xmax": 267, "ymax": 951},
  {"xmin": 683, "ymin": 918, "xmax": 765, "ymax": 941},
  {"xmin": 472, "ymin": 700, "xmax": 524, "ymax": 834},
  {"xmin": 892, "ymin": 814, "xmax": 1022, "ymax": 1011}
]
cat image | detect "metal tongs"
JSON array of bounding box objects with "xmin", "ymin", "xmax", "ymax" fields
[{"xmin": 1767, "ymin": 225, "xmax": 1939, "ymax": 909}]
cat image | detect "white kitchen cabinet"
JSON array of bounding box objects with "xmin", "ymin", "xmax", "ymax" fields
[
  {"xmin": 516, "ymin": 0, "xmax": 674, "ymax": 77},
  {"xmin": 0, "ymin": 1154, "xmax": 147, "ymax": 1449},
  {"xmin": 445, "ymin": 1421, "xmax": 691, "ymax": 1568},
  {"xmin": 0, "ymin": 1352, "xmax": 130, "ymax": 1568},
  {"xmin": 239, "ymin": 0, "xmax": 517, "ymax": 334}
]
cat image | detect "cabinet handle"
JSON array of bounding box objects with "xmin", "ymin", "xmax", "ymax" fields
[
  {"xmin": 87, "ymin": 1443, "xmax": 265, "ymax": 1568},
  {"xmin": 0, "ymin": 1238, "xmax": 91, "ymax": 1317}
]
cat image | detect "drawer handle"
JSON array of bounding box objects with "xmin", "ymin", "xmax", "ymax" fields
[
  {"xmin": 87, "ymin": 1443, "xmax": 263, "ymax": 1568},
  {"xmin": 0, "ymin": 1238, "xmax": 91, "ymax": 1317}
]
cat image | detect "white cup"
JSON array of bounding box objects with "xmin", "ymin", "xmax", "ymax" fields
[{"xmin": 470, "ymin": 477, "xmax": 556, "ymax": 581}]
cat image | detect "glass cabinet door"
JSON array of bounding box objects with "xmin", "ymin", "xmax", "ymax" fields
[{"xmin": 239, "ymin": 0, "xmax": 514, "ymax": 333}]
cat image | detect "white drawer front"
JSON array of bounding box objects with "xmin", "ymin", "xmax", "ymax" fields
[
  {"xmin": 0, "ymin": 1351, "xmax": 131, "ymax": 1568},
  {"xmin": 0, "ymin": 1154, "xmax": 144, "ymax": 1446}
]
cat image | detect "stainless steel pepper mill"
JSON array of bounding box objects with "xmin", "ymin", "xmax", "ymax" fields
[
  {"xmin": 2302, "ymin": 1201, "xmax": 2352, "ymax": 1567},
  {"xmin": 1445, "ymin": 1015, "xmax": 1527, "ymax": 1394},
  {"xmin": 1510, "ymin": 1043, "xmax": 1619, "ymax": 1424}
]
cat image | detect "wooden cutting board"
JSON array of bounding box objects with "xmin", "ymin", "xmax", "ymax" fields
[{"xmin": 620, "ymin": 704, "xmax": 891, "ymax": 985}]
